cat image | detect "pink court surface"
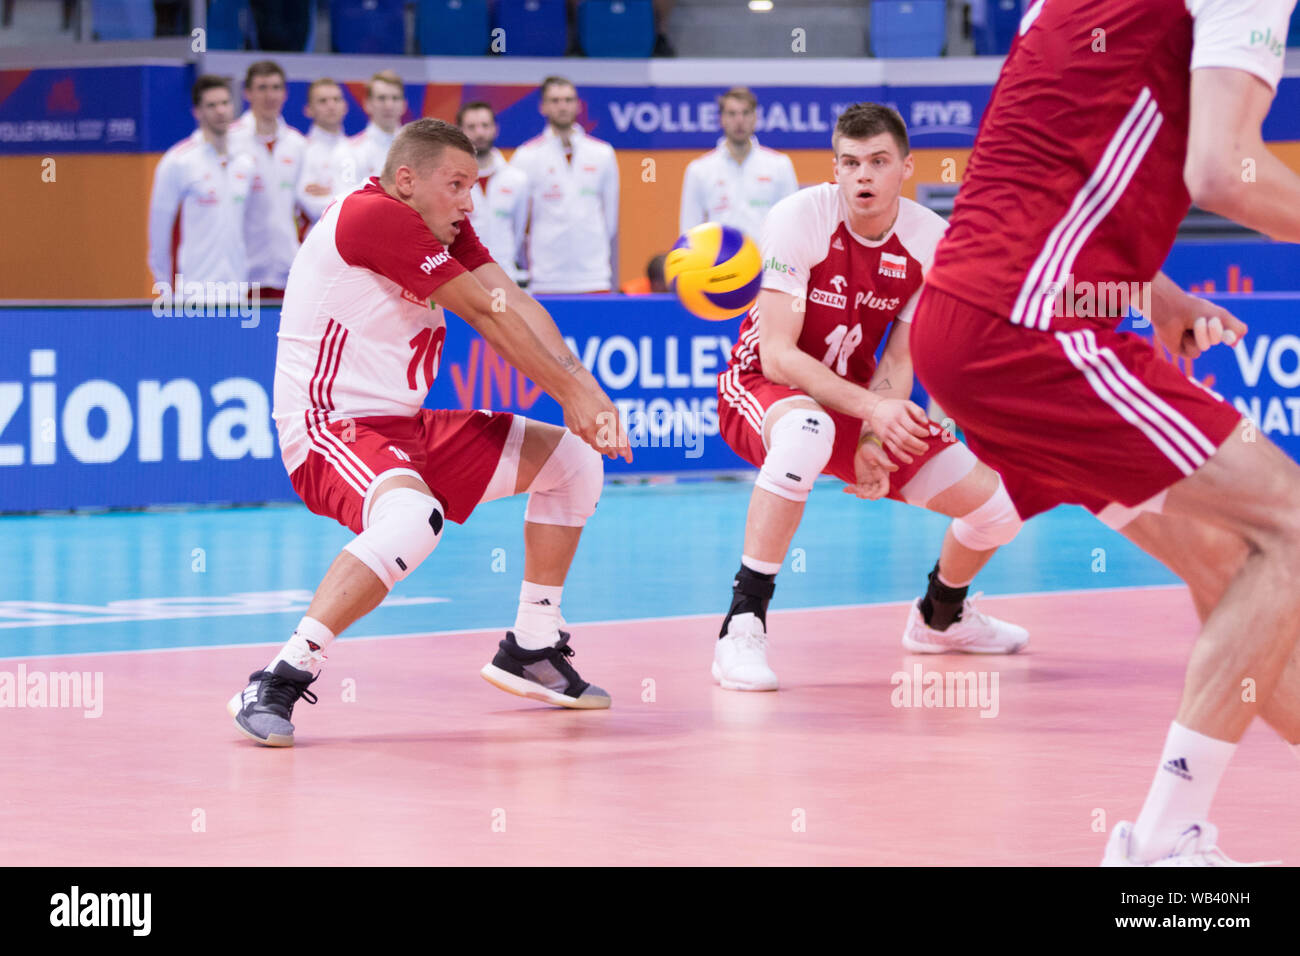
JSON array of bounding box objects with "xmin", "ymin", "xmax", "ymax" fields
[{"xmin": 5, "ymin": 586, "xmax": 1296, "ymax": 866}]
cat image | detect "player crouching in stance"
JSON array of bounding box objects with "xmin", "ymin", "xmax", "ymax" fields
[
  {"xmin": 228, "ymin": 119, "xmax": 631, "ymax": 746},
  {"xmin": 712, "ymin": 104, "xmax": 1028, "ymax": 692}
]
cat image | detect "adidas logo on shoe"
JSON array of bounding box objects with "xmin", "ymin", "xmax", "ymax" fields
[{"xmin": 1162, "ymin": 757, "xmax": 1192, "ymax": 781}]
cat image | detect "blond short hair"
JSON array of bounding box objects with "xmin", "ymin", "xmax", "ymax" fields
[{"xmin": 381, "ymin": 118, "xmax": 474, "ymax": 183}]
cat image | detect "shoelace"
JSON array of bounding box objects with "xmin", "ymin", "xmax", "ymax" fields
[
  {"xmin": 259, "ymin": 673, "xmax": 319, "ymax": 713},
  {"xmin": 962, "ymin": 592, "xmax": 991, "ymax": 625},
  {"xmin": 732, "ymin": 626, "xmax": 768, "ymax": 653}
]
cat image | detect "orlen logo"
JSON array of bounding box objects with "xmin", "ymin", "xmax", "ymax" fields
[
  {"xmin": 0, "ymin": 350, "xmax": 274, "ymax": 466},
  {"xmin": 854, "ymin": 290, "xmax": 902, "ymax": 312},
  {"xmin": 419, "ymin": 251, "xmax": 451, "ymax": 275},
  {"xmin": 809, "ymin": 287, "xmax": 847, "ymax": 310}
]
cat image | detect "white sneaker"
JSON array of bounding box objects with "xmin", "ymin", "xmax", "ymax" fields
[
  {"xmin": 1101, "ymin": 820, "xmax": 1279, "ymax": 867},
  {"xmin": 712, "ymin": 612, "xmax": 778, "ymax": 692},
  {"xmin": 900, "ymin": 593, "xmax": 1029, "ymax": 654}
]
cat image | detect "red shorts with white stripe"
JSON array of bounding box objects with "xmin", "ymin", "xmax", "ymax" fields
[
  {"xmin": 910, "ymin": 285, "xmax": 1241, "ymax": 520},
  {"xmin": 288, "ymin": 409, "xmax": 514, "ymax": 534},
  {"xmin": 716, "ymin": 365, "xmax": 952, "ymax": 499}
]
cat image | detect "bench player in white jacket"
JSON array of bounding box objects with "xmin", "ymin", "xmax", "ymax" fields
[
  {"xmin": 510, "ymin": 77, "xmax": 619, "ymax": 293},
  {"xmin": 679, "ymin": 86, "xmax": 798, "ymax": 239},
  {"xmin": 296, "ymin": 78, "xmax": 349, "ymax": 228},
  {"xmin": 229, "ymin": 60, "xmax": 307, "ymax": 295},
  {"xmin": 457, "ymin": 100, "xmax": 529, "ymax": 284},
  {"xmin": 333, "ymin": 70, "xmax": 406, "ymax": 194},
  {"xmin": 227, "ymin": 120, "xmax": 632, "ymax": 747},
  {"xmin": 147, "ymin": 76, "xmax": 255, "ymax": 291}
]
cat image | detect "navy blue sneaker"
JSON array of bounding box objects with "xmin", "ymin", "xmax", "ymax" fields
[
  {"xmin": 480, "ymin": 631, "xmax": 611, "ymax": 709},
  {"xmin": 227, "ymin": 660, "xmax": 320, "ymax": 747}
]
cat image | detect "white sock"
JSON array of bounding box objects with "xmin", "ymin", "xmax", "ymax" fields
[
  {"xmin": 1130, "ymin": 721, "xmax": 1236, "ymax": 861},
  {"xmin": 268, "ymin": 616, "xmax": 334, "ymax": 676},
  {"xmin": 514, "ymin": 581, "xmax": 564, "ymax": 650},
  {"xmin": 741, "ymin": 554, "xmax": 782, "ymax": 575}
]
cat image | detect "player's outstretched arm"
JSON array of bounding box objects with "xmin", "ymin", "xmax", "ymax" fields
[
  {"xmin": 758, "ymin": 288, "xmax": 928, "ymax": 462},
  {"xmin": 1186, "ymin": 67, "xmax": 1300, "ymax": 244},
  {"xmin": 433, "ymin": 269, "xmax": 632, "ymax": 462}
]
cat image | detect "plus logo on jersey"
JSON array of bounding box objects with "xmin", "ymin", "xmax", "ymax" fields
[{"xmin": 419, "ymin": 251, "xmax": 451, "ymax": 275}]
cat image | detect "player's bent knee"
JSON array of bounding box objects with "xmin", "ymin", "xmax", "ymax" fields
[
  {"xmin": 343, "ymin": 487, "xmax": 444, "ymax": 589},
  {"xmin": 523, "ymin": 430, "xmax": 604, "ymax": 527},
  {"xmin": 756, "ymin": 409, "xmax": 835, "ymax": 502},
  {"xmin": 951, "ymin": 481, "xmax": 1022, "ymax": 550}
]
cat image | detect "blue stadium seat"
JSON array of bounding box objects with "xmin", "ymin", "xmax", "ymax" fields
[
  {"xmin": 418, "ymin": 0, "xmax": 490, "ymax": 55},
  {"xmin": 869, "ymin": 0, "xmax": 946, "ymax": 58},
  {"xmin": 207, "ymin": 0, "xmax": 251, "ymax": 49},
  {"xmin": 94, "ymin": 0, "xmax": 156, "ymax": 40},
  {"xmin": 578, "ymin": 1, "xmax": 655, "ymax": 58},
  {"xmin": 493, "ymin": 0, "xmax": 568, "ymax": 57},
  {"xmin": 973, "ymin": 0, "xmax": 1022, "ymax": 56},
  {"xmin": 1289, "ymin": 3, "xmax": 1300, "ymax": 47},
  {"xmin": 331, "ymin": 0, "xmax": 407, "ymax": 54}
]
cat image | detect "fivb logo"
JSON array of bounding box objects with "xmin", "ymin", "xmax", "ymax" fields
[
  {"xmin": 50, "ymin": 886, "xmax": 151, "ymax": 936},
  {"xmin": 419, "ymin": 251, "xmax": 451, "ymax": 275}
]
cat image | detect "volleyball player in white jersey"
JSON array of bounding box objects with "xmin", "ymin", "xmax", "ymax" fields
[{"xmin": 228, "ymin": 120, "xmax": 631, "ymax": 747}]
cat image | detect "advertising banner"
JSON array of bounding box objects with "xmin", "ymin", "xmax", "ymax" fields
[{"xmin": 1, "ymin": 294, "xmax": 1296, "ymax": 512}]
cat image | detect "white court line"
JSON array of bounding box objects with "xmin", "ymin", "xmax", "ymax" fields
[{"xmin": 0, "ymin": 582, "xmax": 1185, "ymax": 663}]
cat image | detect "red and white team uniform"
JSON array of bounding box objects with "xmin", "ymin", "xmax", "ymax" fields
[
  {"xmin": 718, "ymin": 183, "xmax": 952, "ymax": 497},
  {"xmin": 147, "ymin": 130, "xmax": 255, "ymax": 286},
  {"xmin": 510, "ymin": 125, "xmax": 619, "ymax": 293},
  {"xmin": 229, "ymin": 112, "xmax": 308, "ymax": 289},
  {"xmin": 913, "ymin": 0, "xmax": 1293, "ymax": 523},
  {"xmin": 273, "ymin": 177, "xmax": 512, "ymax": 533},
  {"xmin": 679, "ymin": 136, "xmax": 799, "ymax": 239},
  {"xmin": 296, "ymin": 123, "xmax": 347, "ymax": 225},
  {"xmin": 333, "ymin": 122, "xmax": 396, "ymax": 194},
  {"xmin": 469, "ymin": 147, "xmax": 529, "ymax": 284}
]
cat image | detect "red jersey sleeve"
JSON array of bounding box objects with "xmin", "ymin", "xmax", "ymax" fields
[
  {"xmin": 449, "ymin": 215, "xmax": 495, "ymax": 272},
  {"xmin": 334, "ymin": 184, "xmax": 467, "ymax": 299}
]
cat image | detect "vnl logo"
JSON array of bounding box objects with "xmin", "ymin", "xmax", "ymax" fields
[
  {"xmin": 0, "ymin": 349, "xmax": 274, "ymax": 466},
  {"xmin": 50, "ymin": 886, "xmax": 151, "ymax": 936}
]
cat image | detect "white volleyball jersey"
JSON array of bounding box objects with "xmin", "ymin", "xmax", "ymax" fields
[
  {"xmin": 273, "ymin": 178, "xmax": 495, "ymax": 473},
  {"xmin": 679, "ymin": 137, "xmax": 799, "ymax": 240},
  {"xmin": 296, "ymin": 124, "xmax": 347, "ymax": 225},
  {"xmin": 510, "ymin": 125, "xmax": 619, "ymax": 293},
  {"xmin": 229, "ymin": 112, "xmax": 308, "ymax": 288},
  {"xmin": 469, "ymin": 148, "xmax": 529, "ymax": 284},
  {"xmin": 333, "ymin": 122, "xmax": 396, "ymax": 194},
  {"xmin": 147, "ymin": 130, "xmax": 255, "ymax": 286}
]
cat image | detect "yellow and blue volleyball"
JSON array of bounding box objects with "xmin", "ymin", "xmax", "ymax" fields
[{"xmin": 664, "ymin": 223, "xmax": 763, "ymax": 321}]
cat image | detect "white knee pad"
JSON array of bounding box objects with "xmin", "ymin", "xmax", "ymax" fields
[
  {"xmin": 523, "ymin": 430, "xmax": 604, "ymax": 527},
  {"xmin": 952, "ymin": 481, "xmax": 1023, "ymax": 551},
  {"xmin": 756, "ymin": 409, "xmax": 835, "ymax": 502},
  {"xmin": 344, "ymin": 487, "xmax": 444, "ymax": 589}
]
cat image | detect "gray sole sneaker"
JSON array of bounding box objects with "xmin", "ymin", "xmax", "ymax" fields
[
  {"xmin": 480, "ymin": 631, "xmax": 611, "ymax": 709},
  {"xmin": 227, "ymin": 660, "xmax": 319, "ymax": 746}
]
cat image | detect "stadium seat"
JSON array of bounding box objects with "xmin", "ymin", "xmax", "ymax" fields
[
  {"xmin": 492, "ymin": 0, "xmax": 568, "ymax": 57},
  {"xmin": 973, "ymin": 0, "xmax": 1022, "ymax": 56},
  {"xmin": 93, "ymin": 0, "xmax": 156, "ymax": 40},
  {"xmin": 1290, "ymin": 3, "xmax": 1300, "ymax": 47},
  {"xmin": 417, "ymin": 0, "xmax": 490, "ymax": 55},
  {"xmin": 578, "ymin": 0, "xmax": 655, "ymax": 58},
  {"xmin": 331, "ymin": 0, "xmax": 406, "ymax": 54},
  {"xmin": 869, "ymin": 0, "xmax": 946, "ymax": 58},
  {"xmin": 207, "ymin": 0, "xmax": 251, "ymax": 49}
]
